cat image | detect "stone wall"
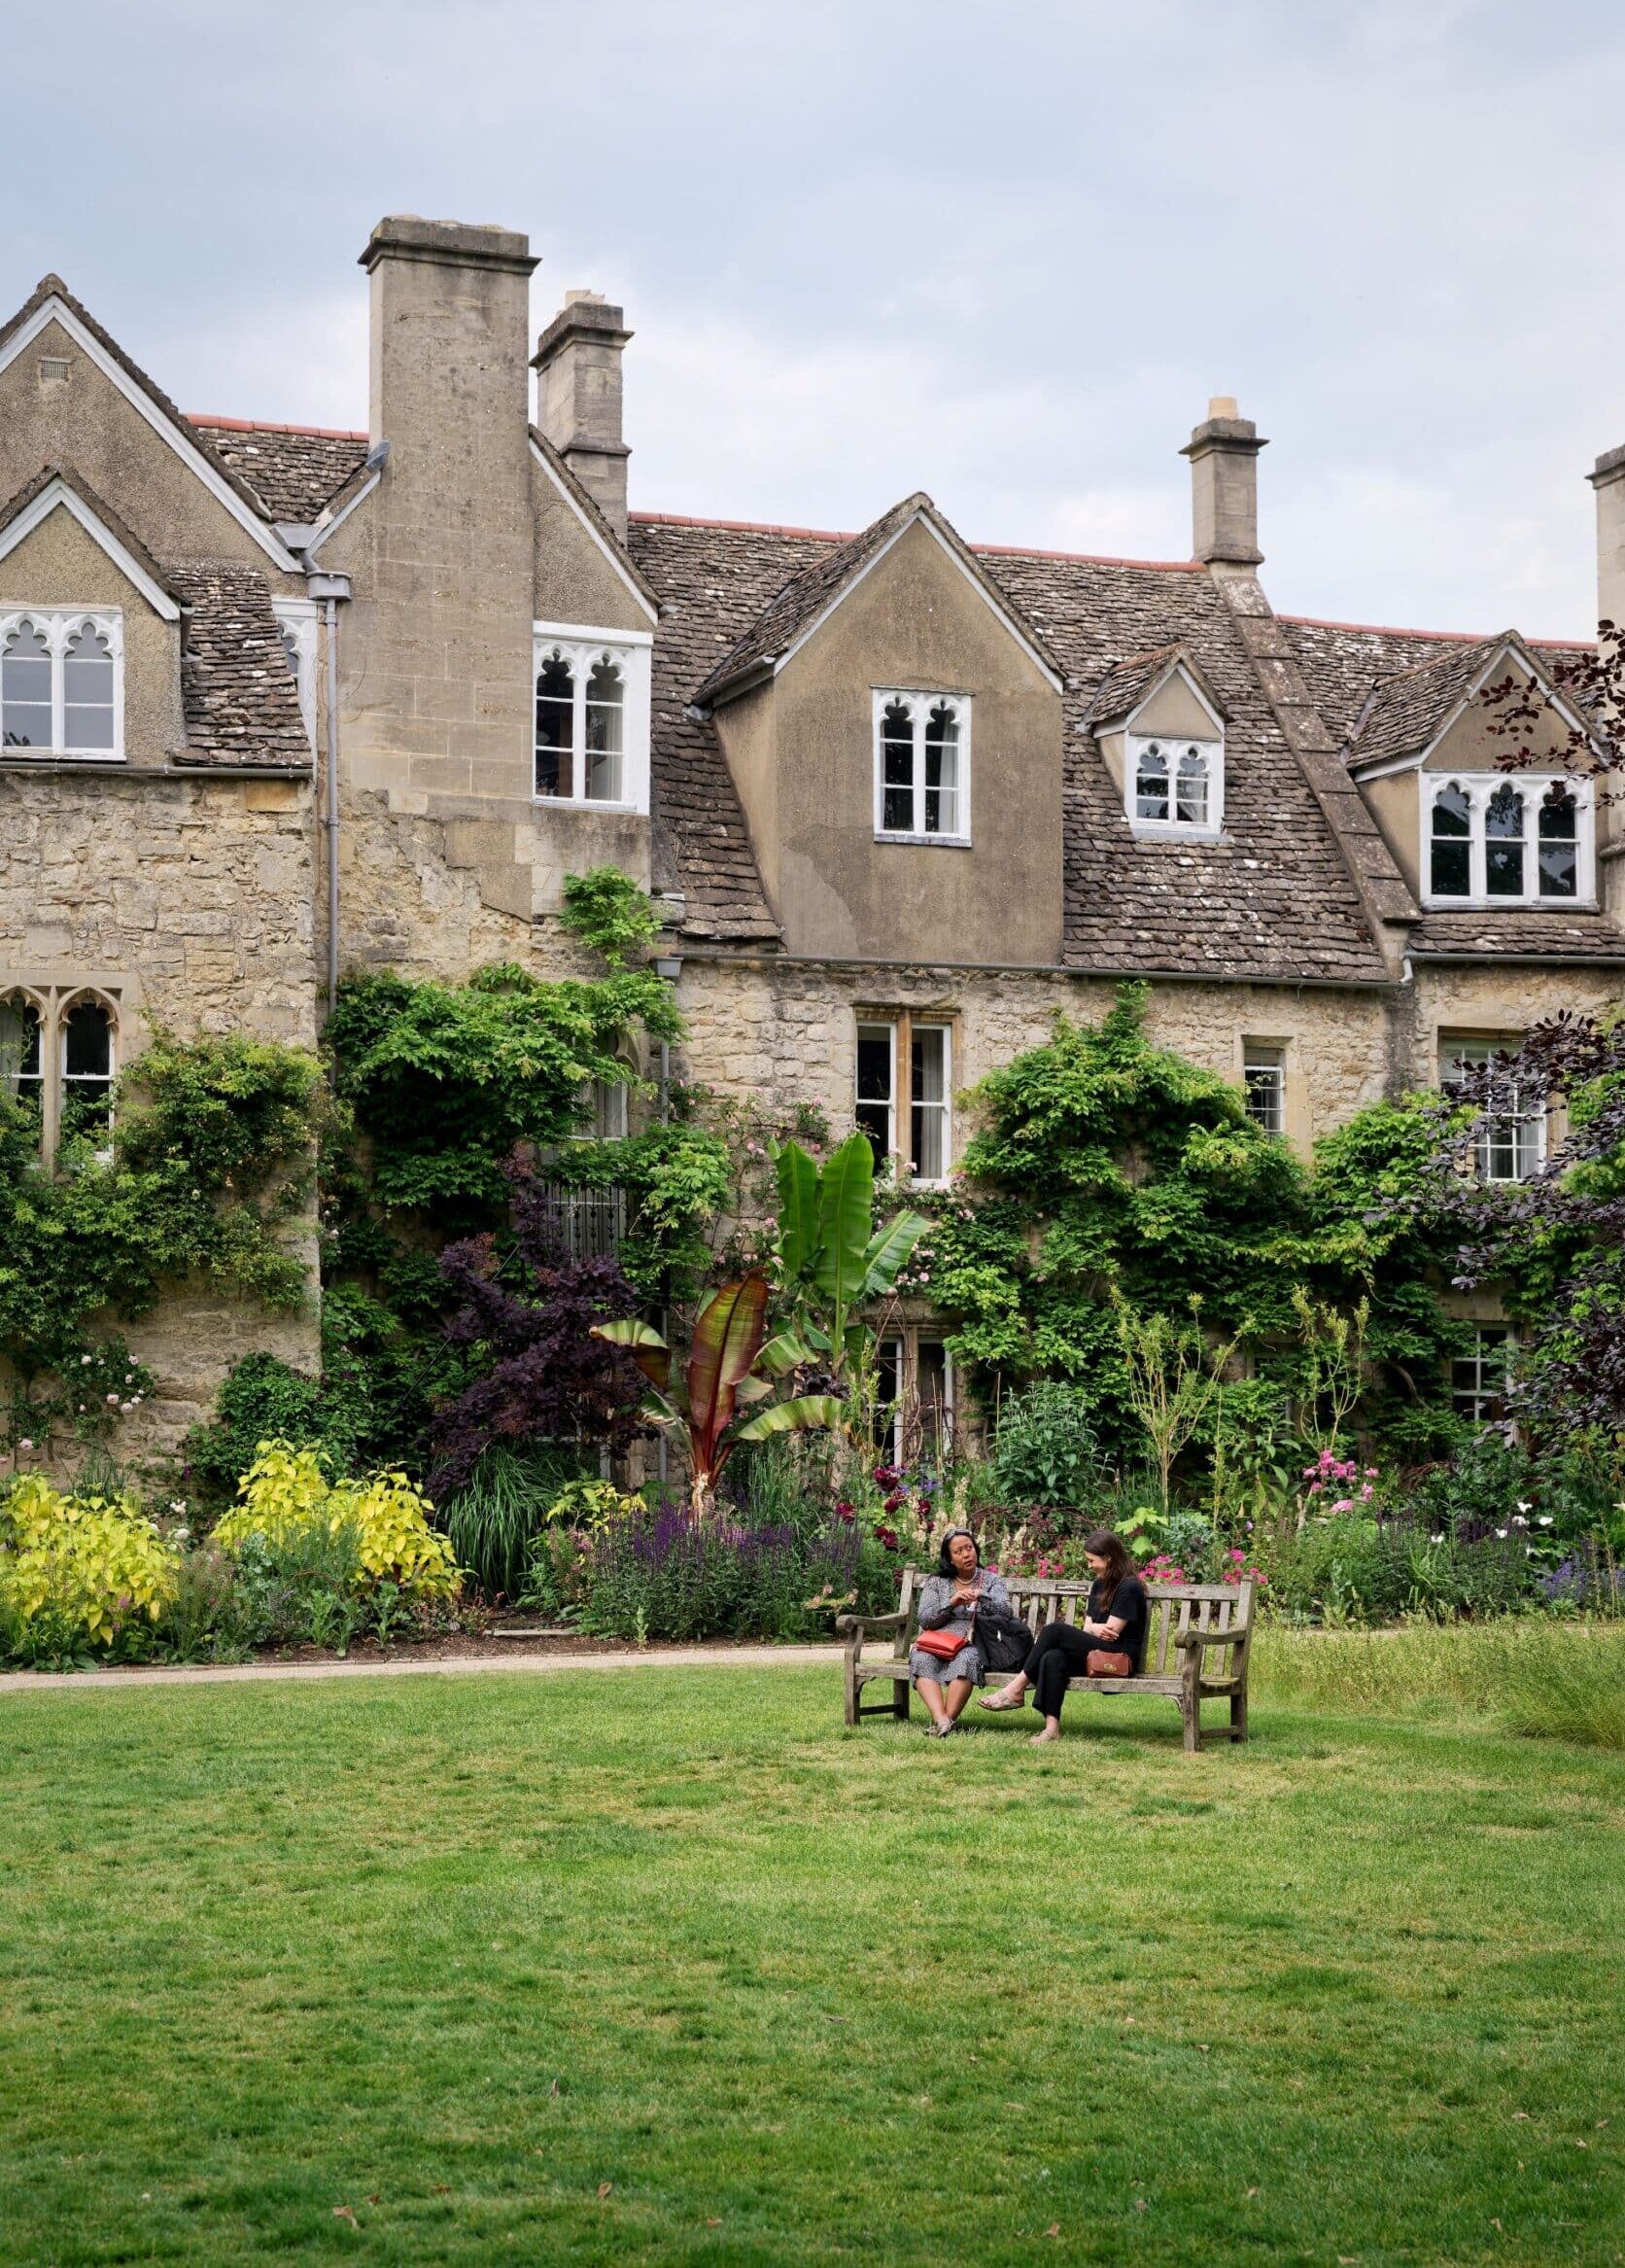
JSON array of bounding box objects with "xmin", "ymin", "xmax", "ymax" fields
[{"xmin": 0, "ymin": 766, "xmax": 323, "ymax": 1467}]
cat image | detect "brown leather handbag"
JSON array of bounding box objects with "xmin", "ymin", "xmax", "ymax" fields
[{"xmin": 1086, "ymin": 1649, "xmax": 1133, "ymax": 1678}]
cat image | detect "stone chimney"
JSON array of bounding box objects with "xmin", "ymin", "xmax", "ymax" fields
[
  {"xmin": 1181, "ymin": 397, "xmax": 1267, "ymax": 567},
  {"xmin": 353, "ymin": 216, "xmax": 540, "ymax": 806},
  {"xmin": 1588, "ymin": 440, "xmax": 1625, "ymax": 634},
  {"xmin": 532, "ymin": 290, "xmax": 633, "ymax": 540}
]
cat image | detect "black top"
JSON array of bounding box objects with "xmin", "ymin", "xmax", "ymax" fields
[{"xmin": 1090, "ymin": 1573, "xmax": 1149, "ymax": 1673}]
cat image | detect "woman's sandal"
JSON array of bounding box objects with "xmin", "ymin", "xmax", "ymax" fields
[{"xmin": 977, "ymin": 1688, "xmax": 1024, "ymax": 1711}]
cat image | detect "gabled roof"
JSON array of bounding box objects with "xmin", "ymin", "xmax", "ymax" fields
[
  {"xmin": 630, "ymin": 512, "xmax": 1394, "ymax": 978},
  {"xmin": 529, "ymin": 428, "xmax": 661, "ymax": 622},
  {"xmin": 1285, "ymin": 617, "xmax": 1600, "ymax": 775},
  {"xmin": 0, "ymin": 462, "xmax": 182, "ymax": 618},
  {"xmin": 190, "ymin": 417, "xmax": 369, "ymax": 524},
  {"xmin": 0, "ymin": 277, "xmax": 297, "ymax": 570},
  {"xmin": 693, "ymin": 492, "xmax": 1064, "ymax": 707},
  {"xmin": 166, "ymin": 558, "xmax": 311, "ymax": 769},
  {"xmin": 1082, "ymin": 642, "xmax": 1230, "ymax": 731}
]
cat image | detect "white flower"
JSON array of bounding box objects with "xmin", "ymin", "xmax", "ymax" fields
[
  {"xmin": 18, "ymin": 1438, "xmax": 33, "ymax": 1452},
  {"xmin": 1495, "ymin": 1528, "xmax": 1508, "ymax": 1539},
  {"xmin": 105, "ymin": 1392, "xmax": 120, "ymax": 1406},
  {"xmin": 81, "ymin": 1354, "xmax": 92, "ymax": 1366},
  {"xmin": 1430, "ymin": 1533, "xmax": 1444, "ymax": 1544},
  {"xmin": 1510, "ymin": 1516, "xmax": 1528, "ymax": 1528},
  {"xmin": 1516, "ymin": 1500, "xmax": 1532, "ymax": 1514}
]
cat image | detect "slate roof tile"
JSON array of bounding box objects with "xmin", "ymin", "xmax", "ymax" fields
[
  {"xmin": 165, "ymin": 558, "xmax": 311, "ymax": 770},
  {"xmin": 190, "ymin": 419, "xmax": 370, "ymax": 524}
]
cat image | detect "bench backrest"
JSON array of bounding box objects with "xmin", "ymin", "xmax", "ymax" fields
[{"xmin": 891, "ymin": 1567, "xmax": 1256, "ymax": 1678}]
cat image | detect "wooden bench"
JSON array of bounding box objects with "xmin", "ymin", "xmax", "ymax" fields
[{"xmin": 837, "ymin": 1567, "xmax": 1256, "ymax": 1752}]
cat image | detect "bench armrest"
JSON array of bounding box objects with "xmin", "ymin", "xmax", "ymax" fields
[
  {"xmin": 1173, "ymin": 1622, "xmax": 1252, "ymax": 1650},
  {"xmin": 836, "ymin": 1610, "xmax": 908, "ymax": 1637}
]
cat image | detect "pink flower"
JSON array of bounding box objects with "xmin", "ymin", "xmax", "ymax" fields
[
  {"xmin": 1360, "ymin": 1484, "xmax": 1373, "ymax": 1501},
  {"xmin": 1331, "ymin": 1497, "xmax": 1354, "ymax": 1513}
]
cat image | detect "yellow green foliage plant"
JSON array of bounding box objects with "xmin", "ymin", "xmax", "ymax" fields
[
  {"xmin": 543, "ymin": 1477, "xmax": 645, "ymax": 1532},
  {"xmin": 215, "ymin": 1440, "xmax": 461, "ymax": 1599},
  {"xmin": 0, "ymin": 1473, "xmax": 181, "ymax": 1656}
]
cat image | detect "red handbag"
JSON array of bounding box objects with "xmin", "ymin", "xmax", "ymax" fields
[{"xmin": 916, "ymin": 1625, "xmax": 970, "ymax": 1661}]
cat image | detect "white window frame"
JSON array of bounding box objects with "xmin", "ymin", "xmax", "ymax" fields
[
  {"xmin": 875, "ymin": 1331, "xmax": 956, "ymax": 1461},
  {"xmin": 1440, "ymin": 1036, "xmax": 1547, "ymax": 1183},
  {"xmin": 271, "ymin": 598, "xmax": 319, "ymax": 750},
  {"xmin": 1242, "ymin": 1041, "xmax": 1286, "ymax": 1136},
  {"xmin": 909, "ymin": 1022, "xmax": 952, "ymax": 1188},
  {"xmin": 1451, "ymin": 1324, "xmax": 1514, "ymax": 1429},
  {"xmin": 1125, "ymin": 730, "xmax": 1225, "ymax": 839},
  {"xmin": 532, "ymin": 622, "xmax": 652, "ymax": 815},
  {"xmin": 872, "ymin": 688, "xmax": 971, "ymax": 845},
  {"xmin": 0, "ymin": 608, "xmax": 124, "ymax": 760},
  {"xmin": 1421, "ymin": 773, "xmax": 1594, "ymax": 908}
]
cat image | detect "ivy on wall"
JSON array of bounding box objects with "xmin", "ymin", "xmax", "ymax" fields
[
  {"xmin": 0, "ymin": 1029, "xmax": 331, "ymax": 1452},
  {"xmin": 915, "ymin": 984, "xmax": 1473, "ymax": 1467}
]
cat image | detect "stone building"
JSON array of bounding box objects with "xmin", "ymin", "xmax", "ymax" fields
[{"xmin": 2, "ymin": 213, "xmax": 1621, "ymax": 1448}]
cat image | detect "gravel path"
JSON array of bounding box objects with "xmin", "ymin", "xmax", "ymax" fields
[{"xmin": 0, "ymin": 1643, "xmax": 848, "ymax": 1695}]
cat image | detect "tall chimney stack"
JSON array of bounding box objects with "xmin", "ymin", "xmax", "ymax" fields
[
  {"xmin": 1588, "ymin": 441, "xmax": 1625, "ymax": 634},
  {"xmin": 532, "ymin": 291, "xmax": 633, "ymax": 540},
  {"xmin": 1181, "ymin": 397, "xmax": 1266, "ymax": 567}
]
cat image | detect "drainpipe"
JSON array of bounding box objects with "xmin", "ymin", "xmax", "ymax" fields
[
  {"xmin": 305, "ymin": 572, "xmax": 351, "ymax": 1013},
  {"xmin": 652, "ymin": 952, "xmax": 683, "ymax": 1484}
]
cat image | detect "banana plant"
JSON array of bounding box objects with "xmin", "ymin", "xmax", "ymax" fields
[
  {"xmin": 773, "ymin": 1131, "xmax": 929, "ymax": 1381},
  {"xmin": 593, "ymin": 1274, "xmax": 841, "ymax": 1517}
]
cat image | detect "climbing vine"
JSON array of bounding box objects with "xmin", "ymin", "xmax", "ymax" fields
[{"xmin": 912, "ymin": 985, "xmax": 1474, "ymax": 1469}]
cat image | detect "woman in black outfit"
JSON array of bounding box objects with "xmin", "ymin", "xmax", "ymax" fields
[{"xmin": 978, "ymin": 1529, "xmax": 1149, "ymax": 1745}]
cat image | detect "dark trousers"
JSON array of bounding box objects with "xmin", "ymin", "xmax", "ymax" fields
[{"xmin": 1028, "ymin": 1622, "xmax": 1132, "ymax": 1720}]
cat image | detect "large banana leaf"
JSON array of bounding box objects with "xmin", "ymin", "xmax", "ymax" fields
[
  {"xmin": 732, "ymin": 1393, "xmax": 846, "ymax": 1444},
  {"xmin": 755, "ymin": 1329, "xmax": 818, "ymax": 1378},
  {"xmin": 812, "ymin": 1131, "xmax": 875, "ymax": 1312},
  {"xmin": 687, "ymin": 1274, "xmax": 769, "ymax": 1471},
  {"xmin": 859, "ymin": 1208, "xmax": 928, "ymax": 1298},
  {"xmin": 774, "ymin": 1140, "xmax": 820, "ymax": 1283},
  {"xmin": 591, "ymin": 1315, "xmax": 671, "ymax": 1392}
]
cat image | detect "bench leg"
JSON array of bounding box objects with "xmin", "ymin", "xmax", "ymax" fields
[
  {"xmin": 1180, "ymin": 1657, "xmax": 1200, "ymax": 1754},
  {"xmin": 1230, "ymin": 1685, "xmax": 1248, "ymax": 1743},
  {"xmin": 844, "ymin": 1651, "xmax": 859, "ymax": 1727},
  {"xmin": 893, "ymin": 1673, "xmax": 911, "ymax": 1722}
]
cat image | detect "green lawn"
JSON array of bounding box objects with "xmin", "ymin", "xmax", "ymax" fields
[{"xmin": 1, "ymin": 1668, "xmax": 1620, "ymax": 2267}]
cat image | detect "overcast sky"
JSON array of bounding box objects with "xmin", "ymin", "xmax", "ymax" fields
[{"xmin": 11, "ymin": 0, "xmax": 1625, "ymax": 637}]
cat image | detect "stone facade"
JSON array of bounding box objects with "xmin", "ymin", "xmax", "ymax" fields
[{"xmin": 1, "ymin": 211, "xmax": 1622, "ymax": 1472}]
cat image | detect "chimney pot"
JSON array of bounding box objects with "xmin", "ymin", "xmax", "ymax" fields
[
  {"xmin": 533, "ymin": 289, "xmax": 634, "ymax": 541},
  {"xmin": 1181, "ymin": 400, "xmax": 1267, "ymax": 568}
]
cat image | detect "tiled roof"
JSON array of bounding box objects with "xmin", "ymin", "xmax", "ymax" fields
[
  {"xmin": 1345, "ymin": 635, "xmax": 1508, "ymax": 768},
  {"xmin": 629, "ymin": 517, "xmax": 835, "ymax": 940},
  {"xmin": 190, "ymin": 417, "xmax": 369, "ymax": 524},
  {"xmin": 693, "ymin": 493, "xmax": 1062, "ymax": 707},
  {"xmin": 165, "ymin": 559, "xmax": 311, "ymax": 769},
  {"xmin": 1408, "ymin": 910, "xmax": 1625, "ymax": 962},
  {"xmin": 1284, "ymin": 617, "xmax": 1595, "ymax": 760},
  {"xmin": 631, "ymin": 515, "xmax": 1393, "ymax": 978},
  {"xmin": 990, "ymin": 552, "xmax": 1393, "ymax": 980},
  {"xmin": 1082, "ymin": 642, "xmax": 1230, "ymax": 730}
]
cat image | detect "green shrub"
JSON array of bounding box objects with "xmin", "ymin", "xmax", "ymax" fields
[
  {"xmin": 181, "ymin": 1353, "xmax": 332, "ymax": 1514},
  {"xmin": 439, "ymin": 1443, "xmax": 597, "ymax": 1601},
  {"xmin": 990, "ymin": 1381, "xmax": 1104, "ymax": 1513}
]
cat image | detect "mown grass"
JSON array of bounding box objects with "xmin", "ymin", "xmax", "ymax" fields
[
  {"xmin": 1, "ymin": 1667, "xmax": 1621, "ymax": 2266},
  {"xmin": 1256, "ymin": 1618, "xmax": 1625, "ymax": 1749}
]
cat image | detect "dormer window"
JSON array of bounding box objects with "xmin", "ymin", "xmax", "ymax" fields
[
  {"xmin": 1425, "ymin": 776, "xmax": 1590, "ymax": 906},
  {"xmin": 533, "ymin": 624, "xmax": 651, "ymax": 813},
  {"xmin": 1107, "ymin": 653, "xmax": 1227, "ymax": 838},
  {"xmin": 1, "ymin": 610, "xmax": 122, "ymax": 758},
  {"xmin": 874, "ymin": 690, "xmax": 969, "ymax": 843}
]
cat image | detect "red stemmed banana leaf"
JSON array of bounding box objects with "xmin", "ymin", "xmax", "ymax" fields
[{"xmin": 686, "ymin": 1274, "xmax": 769, "ymax": 1481}]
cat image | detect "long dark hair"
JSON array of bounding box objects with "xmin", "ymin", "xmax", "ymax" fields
[
  {"xmin": 1083, "ymin": 1528, "xmax": 1135, "ymax": 1606},
  {"xmin": 937, "ymin": 1528, "xmax": 981, "ymax": 1577}
]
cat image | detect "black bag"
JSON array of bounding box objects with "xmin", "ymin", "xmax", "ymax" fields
[{"xmin": 975, "ymin": 1603, "xmax": 1033, "ymax": 1675}]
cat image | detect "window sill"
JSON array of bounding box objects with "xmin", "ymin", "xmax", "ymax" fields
[
  {"xmin": 0, "ymin": 750, "xmax": 123, "ymax": 765},
  {"xmin": 533, "ymin": 796, "xmax": 648, "ymax": 817},
  {"xmin": 1128, "ymin": 821, "xmax": 1226, "ymax": 844},
  {"xmin": 874, "ymin": 833, "xmax": 971, "ymax": 851},
  {"xmin": 1423, "ymin": 896, "xmax": 1598, "ymax": 914}
]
